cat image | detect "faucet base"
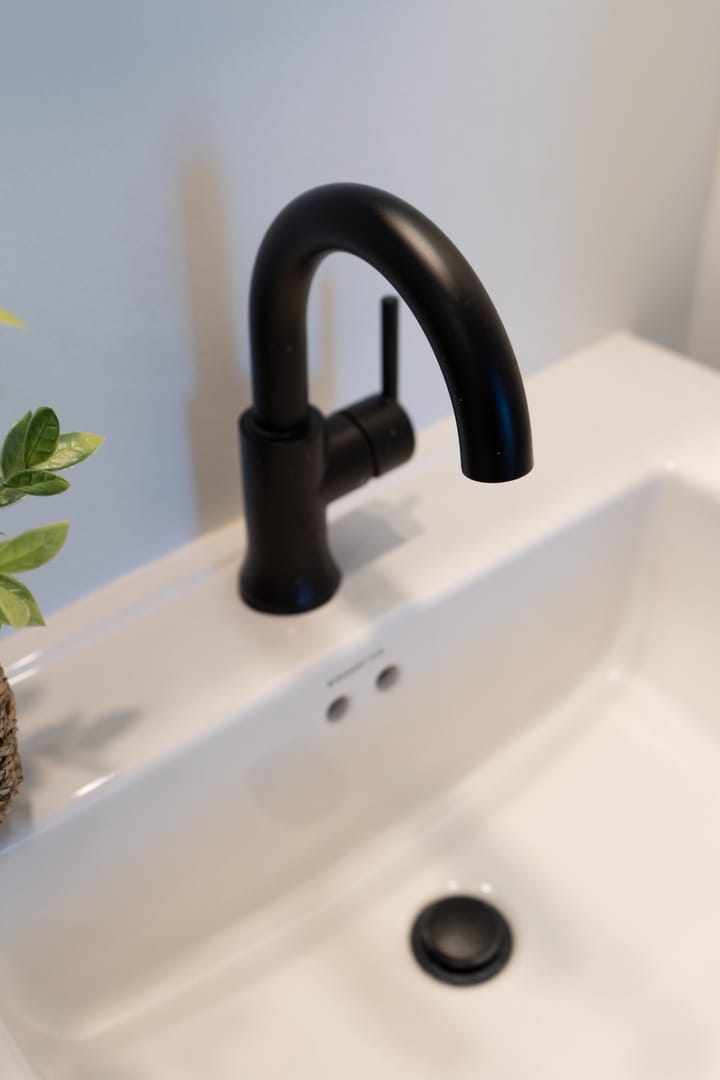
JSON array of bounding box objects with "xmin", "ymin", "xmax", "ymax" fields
[
  {"xmin": 239, "ymin": 407, "xmax": 341, "ymax": 615},
  {"xmin": 239, "ymin": 570, "xmax": 340, "ymax": 615}
]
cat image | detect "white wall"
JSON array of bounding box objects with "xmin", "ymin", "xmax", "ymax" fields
[
  {"xmin": 688, "ymin": 132, "xmax": 720, "ymax": 367},
  {"xmin": 2, "ymin": 0, "xmax": 720, "ymax": 615}
]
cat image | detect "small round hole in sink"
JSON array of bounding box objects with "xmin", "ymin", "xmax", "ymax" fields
[
  {"xmin": 326, "ymin": 695, "xmax": 350, "ymax": 722},
  {"xmin": 376, "ymin": 665, "xmax": 400, "ymax": 691}
]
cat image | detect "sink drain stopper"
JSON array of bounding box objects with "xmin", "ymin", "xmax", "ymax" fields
[{"xmin": 410, "ymin": 894, "xmax": 513, "ymax": 986}]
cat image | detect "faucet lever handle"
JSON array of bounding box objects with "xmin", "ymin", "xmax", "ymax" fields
[{"xmin": 381, "ymin": 296, "xmax": 399, "ymax": 399}]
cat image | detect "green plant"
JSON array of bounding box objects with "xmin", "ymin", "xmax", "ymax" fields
[{"xmin": 0, "ymin": 308, "xmax": 103, "ymax": 628}]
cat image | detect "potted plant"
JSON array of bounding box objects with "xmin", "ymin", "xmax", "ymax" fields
[{"xmin": 0, "ymin": 308, "xmax": 102, "ymax": 824}]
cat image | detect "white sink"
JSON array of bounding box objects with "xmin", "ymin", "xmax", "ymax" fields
[{"xmin": 1, "ymin": 333, "xmax": 719, "ymax": 1078}]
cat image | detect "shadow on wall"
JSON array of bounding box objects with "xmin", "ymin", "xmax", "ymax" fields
[
  {"xmin": 311, "ymin": 271, "xmax": 339, "ymax": 418},
  {"xmin": 182, "ymin": 158, "xmax": 250, "ymax": 534},
  {"xmin": 687, "ymin": 138, "xmax": 720, "ymax": 370},
  {"xmin": 181, "ymin": 166, "xmax": 340, "ymax": 535}
]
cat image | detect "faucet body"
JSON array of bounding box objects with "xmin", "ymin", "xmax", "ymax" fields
[{"xmin": 240, "ymin": 183, "xmax": 532, "ymax": 614}]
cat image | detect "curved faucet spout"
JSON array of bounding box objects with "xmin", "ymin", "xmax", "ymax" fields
[
  {"xmin": 249, "ymin": 182, "xmax": 532, "ymax": 481},
  {"xmin": 240, "ymin": 183, "xmax": 534, "ymax": 613}
]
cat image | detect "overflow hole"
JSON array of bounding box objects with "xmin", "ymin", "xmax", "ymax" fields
[
  {"xmin": 376, "ymin": 665, "xmax": 400, "ymax": 691},
  {"xmin": 326, "ymin": 695, "xmax": 350, "ymax": 722}
]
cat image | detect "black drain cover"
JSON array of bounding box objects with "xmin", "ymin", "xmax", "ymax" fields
[{"xmin": 411, "ymin": 895, "xmax": 513, "ymax": 985}]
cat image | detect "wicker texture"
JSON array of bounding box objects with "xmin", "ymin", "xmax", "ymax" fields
[{"xmin": 0, "ymin": 664, "xmax": 22, "ymax": 824}]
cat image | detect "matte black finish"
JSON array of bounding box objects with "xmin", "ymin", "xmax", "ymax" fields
[
  {"xmin": 381, "ymin": 296, "xmax": 399, "ymax": 398},
  {"xmin": 240, "ymin": 183, "xmax": 533, "ymax": 614},
  {"xmin": 411, "ymin": 895, "xmax": 513, "ymax": 986},
  {"xmin": 240, "ymin": 406, "xmax": 340, "ymax": 614}
]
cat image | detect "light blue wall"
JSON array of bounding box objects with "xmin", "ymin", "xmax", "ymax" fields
[{"xmin": 2, "ymin": 0, "xmax": 720, "ymax": 614}]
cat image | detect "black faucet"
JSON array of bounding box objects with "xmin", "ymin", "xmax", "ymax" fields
[{"xmin": 239, "ymin": 183, "xmax": 532, "ymax": 614}]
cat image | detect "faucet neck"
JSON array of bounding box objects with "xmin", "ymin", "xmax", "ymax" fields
[{"xmin": 248, "ymin": 183, "xmax": 530, "ymax": 483}]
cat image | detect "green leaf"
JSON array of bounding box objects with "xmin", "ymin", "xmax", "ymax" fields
[
  {"xmin": 0, "ymin": 585, "xmax": 29, "ymax": 628},
  {"xmin": 0, "ymin": 522, "xmax": 69, "ymax": 573},
  {"xmin": 24, "ymin": 408, "xmax": 60, "ymax": 468},
  {"xmin": 1, "ymin": 411, "xmax": 32, "ymax": 479},
  {"xmin": 0, "ymin": 309, "xmax": 25, "ymax": 329},
  {"xmin": 35, "ymin": 431, "xmax": 104, "ymax": 472},
  {"xmin": 5, "ymin": 470, "xmax": 70, "ymax": 496},
  {"xmin": 0, "ymin": 487, "xmax": 24, "ymax": 508},
  {"xmin": 0, "ymin": 574, "xmax": 44, "ymax": 626}
]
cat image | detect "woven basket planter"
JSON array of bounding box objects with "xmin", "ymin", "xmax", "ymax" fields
[{"xmin": 0, "ymin": 665, "xmax": 22, "ymax": 825}]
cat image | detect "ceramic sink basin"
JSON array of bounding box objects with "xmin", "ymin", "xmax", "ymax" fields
[{"xmin": 0, "ymin": 334, "xmax": 719, "ymax": 1078}]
